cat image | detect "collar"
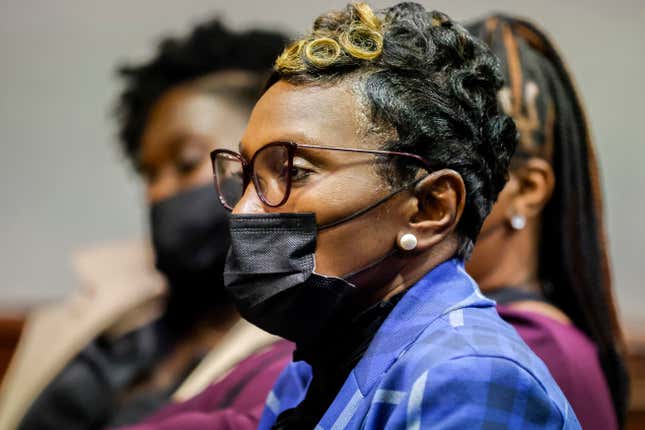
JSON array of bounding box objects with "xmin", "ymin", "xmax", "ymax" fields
[{"xmin": 352, "ymin": 258, "xmax": 494, "ymax": 394}]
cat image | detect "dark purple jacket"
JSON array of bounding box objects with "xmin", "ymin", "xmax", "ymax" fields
[
  {"xmin": 498, "ymin": 305, "xmax": 618, "ymax": 430},
  {"xmin": 116, "ymin": 340, "xmax": 293, "ymax": 430}
]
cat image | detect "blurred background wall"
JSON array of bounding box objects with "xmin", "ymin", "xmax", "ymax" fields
[{"xmin": 0, "ymin": 0, "xmax": 643, "ymax": 324}]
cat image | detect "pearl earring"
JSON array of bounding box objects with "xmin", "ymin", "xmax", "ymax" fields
[
  {"xmin": 398, "ymin": 233, "xmax": 418, "ymax": 251},
  {"xmin": 510, "ymin": 214, "xmax": 526, "ymax": 231}
]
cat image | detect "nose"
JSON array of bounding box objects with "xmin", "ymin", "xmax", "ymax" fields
[{"xmin": 232, "ymin": 182, "xmax": 266, "ymax": 214}]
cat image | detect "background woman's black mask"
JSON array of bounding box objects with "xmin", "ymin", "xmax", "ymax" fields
[{"xmin": 150, "ymin": 184, "xmax": 231, "ymax": 322}]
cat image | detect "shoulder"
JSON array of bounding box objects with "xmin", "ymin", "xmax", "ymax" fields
[
  {"xmin": 496, "ymin": 305, "xmax": 606, "ymax": 391},
  {"xmin": 376, "ymin": 306, "xmax": 580, "ymax": 428},
  {"xmin": 497, "ymin": 304, "xmax": 599, "ymax": 372},
  {"xmin": 0, "ymin": 241, "xmax": 166, "ymax": 430},
  {"xmin": 380, "ymin": 354, "xmax": 579, "ymax": 429},
  {"xmin": 435, "ymin": 355, "xmax": 577, "ymax": 428},
  {"xmin": 497, "ymin": 305, "xmax": 617, "ymax": 429},
  {"xmin": 17, "ymin": 343, "xmax": 114, "ymax": 429},
  {"xmin": 126, "ymin": 341, "xmax": 297, "ymax": 430},
  {"xmin": 400, "ymin": 304, "xmax": 545, "ymax": 372}
]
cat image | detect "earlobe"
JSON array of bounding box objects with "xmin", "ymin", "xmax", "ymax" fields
[
  {"xmin": 510, "ymin": 213, "xmax": 527, "ymax": 230},
  {"xmin": 397, "ymin": 232, "xmax": 418, "ymax": 251},
  {"xmin": 406, "ymin": 169, "xmax": 466, "ymax": 250}
]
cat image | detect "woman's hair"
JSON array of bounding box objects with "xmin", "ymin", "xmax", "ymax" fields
[
  {"xmin": 268, "ymin": 2, "xmax": 517, "ymax": 258},
  {"xmin": 115, "ymin": 18, "xmax": 288, "ymax": 170},
  {"xmin": 468, "ymin": 15, "xmax": 629, "ymax": 425}
]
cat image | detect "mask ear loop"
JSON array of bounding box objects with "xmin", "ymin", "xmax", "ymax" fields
[
  {"xmin": 317, "ymin": 175, "xmax": 428, "ymax": 231},
  {"xmin": 318, "ymin": 175, "xmax": 429, "ymax": 285},
  {"xmin": 342, "ymin": 247, "xmax": 400, "ymax": 280}
]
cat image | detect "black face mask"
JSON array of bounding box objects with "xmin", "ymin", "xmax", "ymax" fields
[
  {"xmin": 223, "ymin": 183, "xmax": 413, "ymax": 346},
  {"xmin": 150, "ymin": 184, "xmax": 231, "ymax": 319}
]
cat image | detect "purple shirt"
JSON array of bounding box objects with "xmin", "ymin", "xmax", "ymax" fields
[
  {"xmin": 497, "ymin": 305, "xmax": 617, "ymax": 430},
  {"xmin": 115, "ymin": 340, "xmax": 293, "ymax": 430}
]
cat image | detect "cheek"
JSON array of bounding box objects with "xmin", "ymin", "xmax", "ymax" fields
[
  {"xmin": 288, "ymin": 165, "xmax": 386, "ymax": 223},
  {"xmin": 181, "ymin": 158, "xmax": 214, "ymax": 188},
  {"xmin": 312, "ymin": 197, "xmax": 405, "ymax": 277},
  {"xmin": 279, "ymin": 166, "xmax": 404, "ymax": 277},
  {"xmin": 478, "ymin": 200, "xmax": 506, "ymax": 233},
  {"xmin": 466, "ymin": 181, "xmax": 515, "ymax": 278}
]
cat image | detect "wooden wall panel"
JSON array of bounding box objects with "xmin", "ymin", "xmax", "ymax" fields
[{"xmin": 0, "ymin": 313, "xmax": 26, "ymax": 384}]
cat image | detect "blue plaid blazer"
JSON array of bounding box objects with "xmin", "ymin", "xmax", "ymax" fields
[{"xmin": 258, "ymin": 259, "xmax": 581, "ymax": 429}]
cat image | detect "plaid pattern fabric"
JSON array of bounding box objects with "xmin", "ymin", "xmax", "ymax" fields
[{"xmin": 259, "ymin": 259, "xmax": 581, "ymax": 429}]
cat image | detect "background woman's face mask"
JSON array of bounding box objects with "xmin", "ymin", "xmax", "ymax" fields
[{"xmin": 150, "ymin": 184, "xmax": 231, "ymax": 314}]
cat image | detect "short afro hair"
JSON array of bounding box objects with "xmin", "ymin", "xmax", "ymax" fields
[{"xmin": 115, "ymin": 18, "xmax": 288, "ymax": 169}]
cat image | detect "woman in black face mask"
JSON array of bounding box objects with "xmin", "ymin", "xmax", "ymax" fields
[
  {"xmin": 0, "ymin": 19, "xmax": 293, "ymax": 430},
  {"xmin": 214, "ymin": 3, "xmax": 580, "ymax": 429}
]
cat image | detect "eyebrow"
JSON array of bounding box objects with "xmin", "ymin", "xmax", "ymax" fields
[
  {"xmin": 173, "ymin": 134, "xmax": 211, "ymax": 149},
  {"xmin": 239, "ymin": 131, "xmax": 323, "ymax": 160},
  {"xmin": 291, "ymin": 145, "xmax": 337, "ymax": 168}
]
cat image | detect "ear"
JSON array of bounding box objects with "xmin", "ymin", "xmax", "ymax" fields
[
  {"xmin": 511, "ymin": 158, "xmax": 555, "ymax": 219},
  {"xmin": 403, "ymin": 169, "xmax": 466, "ymax": 251}
]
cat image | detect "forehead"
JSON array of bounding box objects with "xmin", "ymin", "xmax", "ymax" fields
[
  {"xmin": 241, "ymin": 79, "xmax": 374, "ymax": 155},
  {"xmin": 140, "ymin": 85, "xmax": 250, "ymax": 155},
  {"xmin": 145, "ymin": 70, "xmax": 261, "ymax": 135},
  {"xmin": 144, "ymin": 86, "xmax": 237, "ymax": 136}
]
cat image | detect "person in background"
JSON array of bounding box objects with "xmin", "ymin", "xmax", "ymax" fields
[
  {"xmin": 212, "ymin": 2, "xmax": 579, "ymax": 428},
  {"xmin": 466, "ymin": 15, "xmax": 630, "ymax": 429},
  {"xmin": 0, "ymin": 19, "xmax": 292, "ymax": 430}
]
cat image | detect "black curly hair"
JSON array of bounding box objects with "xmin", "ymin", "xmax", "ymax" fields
[
  {"xmin": 115, "ymin": 18, "xmax": 288, "ymax": 170},
  {"xmin": 269, "ymin": 2, "xmax": 517, "ymax": 258}
]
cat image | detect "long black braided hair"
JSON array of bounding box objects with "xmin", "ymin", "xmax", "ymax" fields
[{"xmin": 468, "ymin": 15, "xmax": 630, "ymax": 427}]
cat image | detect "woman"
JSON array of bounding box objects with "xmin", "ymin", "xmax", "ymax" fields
[
  {"xmin": 211, "ymin": 3, "xmax": 580, "ymax": 429},
  {"xmin": 0, "ymin": 19, "xmax": 292, "ymax": 430},
  {"xmin": 466, "ymin": 16, "xmax": 629, "ymax": 429}
]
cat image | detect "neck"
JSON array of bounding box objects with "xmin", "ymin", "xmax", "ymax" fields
[
  {"xmin": 164, "ymin": 298, "xmax": 240, "ymax": 336},
  {"xmin": 467, "ymin": 220, "xmax": 540, "ymax": 293},
  {"xmin": 349, "ymin": 238, "xmax": 459, "ymax": 307},
  {"xmin": 167, "ymin": 303, "xmax": 241, "ymax": 360}
]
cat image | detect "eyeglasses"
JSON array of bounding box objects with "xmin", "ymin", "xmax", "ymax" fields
[{"xmin": 210, "ymin": 141, "xmax": 435, "ymax": 211}]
